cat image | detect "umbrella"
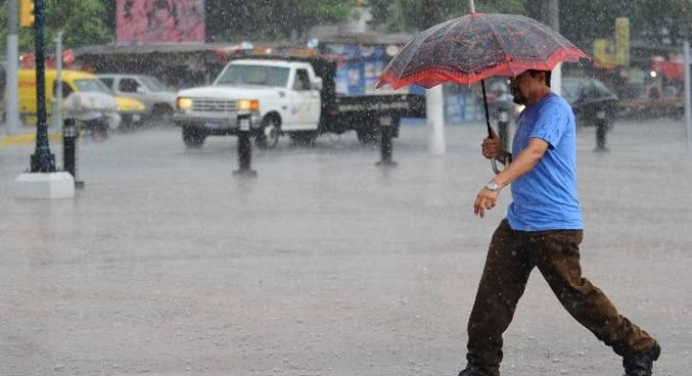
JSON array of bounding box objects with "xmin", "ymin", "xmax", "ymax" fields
[
  {"xmin": 376, "ymin": 13, "xmax": 588, "ymax": 89},
  {"xmin": 376, "ymin": 6, "xmax": 589, "ymax": 171}
]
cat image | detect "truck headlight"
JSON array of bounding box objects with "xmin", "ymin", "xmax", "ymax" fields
[
  {"xmin": 177, "ymin": 97, "xmax": 193, "ymax": 110},
  {"xmin": 237, "ymin": 99, "xmax": 259, "ymax": 113}
]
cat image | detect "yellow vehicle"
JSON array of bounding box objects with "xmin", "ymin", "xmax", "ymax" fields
[{"xmin": 18, "ymin": 69, "xmax": 146, "ymax": 128}]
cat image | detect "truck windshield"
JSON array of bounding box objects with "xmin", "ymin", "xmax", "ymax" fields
[
  {"xmin": 215, "ymin": 65, "xmax": 290, "ymax": 88},
  {"xmin": 74, "ymin": 78, "xmax": 114, "ymax": 95}
]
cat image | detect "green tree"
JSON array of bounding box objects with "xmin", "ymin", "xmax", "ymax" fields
[
  {"xmin": 559, "ymin": 0, "xmax": 692, "ymax": 50},
  {"xmin": 369, "ymin": 0, "xmax": 528, "ymax": 33},
  {"xmin": 0, "ymin": 0, "xmax": 113, "ymax": 53},
  {"xmin": 205, "ymin": 0, "xmax": 354, "ymax": 42},
  {"xmin": 98, "ymin": 0, "xmax": 354, "ymax": 42},
  {"xmin": 368, "ymin": 0, "xmax": 692, "ymax": 50}
]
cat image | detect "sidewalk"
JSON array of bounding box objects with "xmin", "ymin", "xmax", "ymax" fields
[
  {"xmin": 0, "ymin": 122, "xmax": 63, "ymax": 147},
  {"xmin": 0, "ymin": 119, "xmax": 690, "ymax": 376}
]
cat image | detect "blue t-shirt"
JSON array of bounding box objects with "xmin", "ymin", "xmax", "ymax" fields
[{"xmin": 506, "ymin": 92, "xmax": 583, "ymax": 231}]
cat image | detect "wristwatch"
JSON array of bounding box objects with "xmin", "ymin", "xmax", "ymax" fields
[{"xmin": 485, "ymin": 182, "xmax": 501, "ymax": 192}]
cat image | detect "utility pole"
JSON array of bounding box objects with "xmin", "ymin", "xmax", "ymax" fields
[
  {"xmin": 14, "ymin": 0, "xmax": 74, "ymax": 199},
  {"xmin": 547, "ymin": 0, "xmax": 561, "ymax": 94},
  {"xmin": 15, "ymin": 0, "xmax": 75, "ymax": 199},
  {"xmin": 52, "ymin": 31, "xmax": 64, "ymax": 132},
  {"xmin": 29, "ymin": 0, "xmax": 56, "ymax": 173},
  {"xmin": 533, "ymin": 0, "xmax": 562, "ymax": 94},
  {"xmin": 5, "ymin": 0, "xmax": 21, "ymax": 134},
  {"xmin": 423, "ymin": 0, "xmax": 446, "ymax": 156},
  {"xmin": 531, "ymin": 0, "xmax": 561, "ymax": 94},
  {"xmin": 684, "ymin": 41, "xmax": 691, "ymax": 149},
  {"xmin": 548, "ymin": 0, "xmax": 561, "ymax": 95}
]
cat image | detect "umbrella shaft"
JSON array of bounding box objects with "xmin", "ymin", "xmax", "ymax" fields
[{"xmin": 481, "ymin": 79, "xmax": 492, "ymax": 137}]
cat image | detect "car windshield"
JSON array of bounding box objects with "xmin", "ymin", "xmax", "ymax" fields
[
  {"xmin": 140, "ymin": 76, "xmax": 169, "ymax": 92},
  {"xmin": 215, "ymin": 65, "xmax": 290, "ymax": 88},
  {"xmin": 74, "ymin": 78, "xmax": 114, "ymax": 95}
]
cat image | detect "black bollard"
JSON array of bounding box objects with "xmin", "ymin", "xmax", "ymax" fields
[
  {"xmin": 376, "ymin": 115, "xmax": 397, "ymax": 167},
  {"xmin": 498, "ymin": 107, "xmax": 510, "ymax": 151},
  {"xmin": 594, "ymin": 108, "xmax": 609, "ymax": 152},
  {"xmin": 232, "ymin": 114, "xmax": 258, "ymax": 177},
  {"xmin": 62, "ymin": 118, "xmax": 85, "ymax": 189}
]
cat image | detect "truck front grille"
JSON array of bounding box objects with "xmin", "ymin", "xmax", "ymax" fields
[{"xmin": 192, "ymin": 99, "xmax": 236, "ymax": 113}]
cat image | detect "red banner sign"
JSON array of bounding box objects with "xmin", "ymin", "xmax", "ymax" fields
[{"xmin": 116, "ymin": 0, "xmax": 205, "ymax": 43}]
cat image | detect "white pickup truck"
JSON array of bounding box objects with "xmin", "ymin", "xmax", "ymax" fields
[
  {"xmin": 174, "ymin": 54, "xmax": 425, "ymax": 148},
  {"xmin": 174, "ymin": 59, "xmax": 323, "ymax": 148}
]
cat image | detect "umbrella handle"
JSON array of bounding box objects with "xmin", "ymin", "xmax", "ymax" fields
[
  {"xmin": 491, "ymin": 158, "xmax": 502, "ymax": 174},
  {"xmin": 482, "ymin": 80, "xmax": 503, "ymax": 175}
]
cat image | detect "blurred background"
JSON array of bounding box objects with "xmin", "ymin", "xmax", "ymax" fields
[{"xmin": 2, "ymin": 0, "xmax": 691, "ymax": 128}]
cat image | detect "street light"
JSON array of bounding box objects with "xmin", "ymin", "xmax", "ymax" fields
[{"xmin": 28, "ymin": 0, "xmax": 56, "ymax": 172}]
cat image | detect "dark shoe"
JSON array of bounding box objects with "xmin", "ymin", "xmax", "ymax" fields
[
  {"xmin": 623, "ymin": 342, "xmax": 661, "ymax": 376},
  {"xmin": 458, "ymin": 368, "xmax": 493, "ymax": 376}
]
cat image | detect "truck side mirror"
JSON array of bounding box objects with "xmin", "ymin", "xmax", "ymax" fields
[{"xmin": 311, "ymin": 78, "xmax": 323, "ymax": 91}]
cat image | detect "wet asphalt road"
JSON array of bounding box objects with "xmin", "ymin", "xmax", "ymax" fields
[{"xmin": 0, "ymin": 119, "xmax": 690, "ymax": 376}]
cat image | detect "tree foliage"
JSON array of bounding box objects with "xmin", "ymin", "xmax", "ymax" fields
[
  {"xmin": 368, "ymin": 0, "xmax": 692, "ymax": 51},
  {"xmin": 559, "ymin": 0, "xmax": 692, "ymax": 50},
  {"xmin": 0, "ymin": 0, "xmax": 113, "ymax": 53},
  {"xmin": 368, "ymin": 0, "xmax": 527, "ymax": 32},
  {"xmin": 4, "ymin": 0, "xmax": 692, "ymax": 55},
  {"xmin": 205, "ymin": 0, "xmax": 354, "ymax": 42}
]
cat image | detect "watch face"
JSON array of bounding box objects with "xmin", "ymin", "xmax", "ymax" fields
[{"xmin": 486, "ymin": 183, "xmax": 499, "ymax": 191}]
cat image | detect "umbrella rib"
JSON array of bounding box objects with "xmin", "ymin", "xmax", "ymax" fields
[{"xmin": 483, "ymin": 14, "xmax": 514, "ymax": 76}]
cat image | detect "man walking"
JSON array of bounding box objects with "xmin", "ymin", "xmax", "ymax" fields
[{"xmin": 458, "ymin": 70, "xmax": 660, "ymax": 376}]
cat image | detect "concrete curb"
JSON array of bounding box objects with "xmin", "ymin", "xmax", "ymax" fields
[{"xmin": 0, "ymin": 132, "xmax": 63, "ymax": 147}]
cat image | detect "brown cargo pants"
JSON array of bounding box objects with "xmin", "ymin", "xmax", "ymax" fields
[{"xmin": 465, "ymin": 219, "xmax": 657, "ymax": 376}]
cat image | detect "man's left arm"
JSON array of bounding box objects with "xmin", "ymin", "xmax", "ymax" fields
[{"xmin": 473, "ymin": 138, "xmax": 549, "ymax": 218}]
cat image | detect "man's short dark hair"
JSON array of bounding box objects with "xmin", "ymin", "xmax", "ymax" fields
[{"xmin": 528, "ymin": 70, "xmax": 552, "ymax": 88}]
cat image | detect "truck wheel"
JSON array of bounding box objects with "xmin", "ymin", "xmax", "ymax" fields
[
  {"xmin": 256, "ymin": 117, "xmax": 280, "ymax": 149},
  {"xmin": 182, "ymin": 126, "xmax": 206, "ymax": 148}
]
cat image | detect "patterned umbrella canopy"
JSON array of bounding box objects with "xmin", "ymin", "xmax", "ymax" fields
[{"xmin": 376, "ymin": 12, "xmax": 589, "ymax": 89}]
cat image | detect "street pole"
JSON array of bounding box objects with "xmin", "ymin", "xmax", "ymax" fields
[
  {"xmin": 53, "ymin": 30, "xmax": 64, "ymax": 133},
  {"xmin": 232, "ymin": 114, "xmax": 257, "ymax": 177},
  {"xmin": 5, "ymin": 0, "xmax": 21, "ymax": 134},
  {"xmin": 530, "ymin": 0, "xmax": 561, "ymax": 94},
  {"xmin": 427, "ymin": 85, "xmax": 446, "ymax": 156},
  {"xmin": 548, "ymin": 0, "xmax": 561, "ymax": 96},
  {"xmin": 29, "ymin": 0, "xmax": 56, "ymax": 173},
  {"xmin": 684, "ymin": 41, "xmax": 691, "ymax": 150},
  {"xmin": 536, "ymin": 0, "xmax": 562, "ymax": 95},
  {"xmin": 424, "ymin": 0, "xmax": 445, "ymax": 156}
]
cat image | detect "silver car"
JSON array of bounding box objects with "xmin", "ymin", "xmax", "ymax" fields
[{"xmin": 97, "ymin": 74, "xmax": 176, "ymax": 123}]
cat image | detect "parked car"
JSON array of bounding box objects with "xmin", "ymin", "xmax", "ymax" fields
[
  {"xmin": 97, "ymin": 74, "xmax": 176, "ymax": 123},
  {"xmin": 17, "ymin": 69, "xmax": 145, "ymax": 133},
  {"xmin": 489, "ymin": 76, "xmax": 619, "ymax": 128},
  {"xmin": 561, "ymin": 76, "xmax": 619, "ymax": 128}
]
